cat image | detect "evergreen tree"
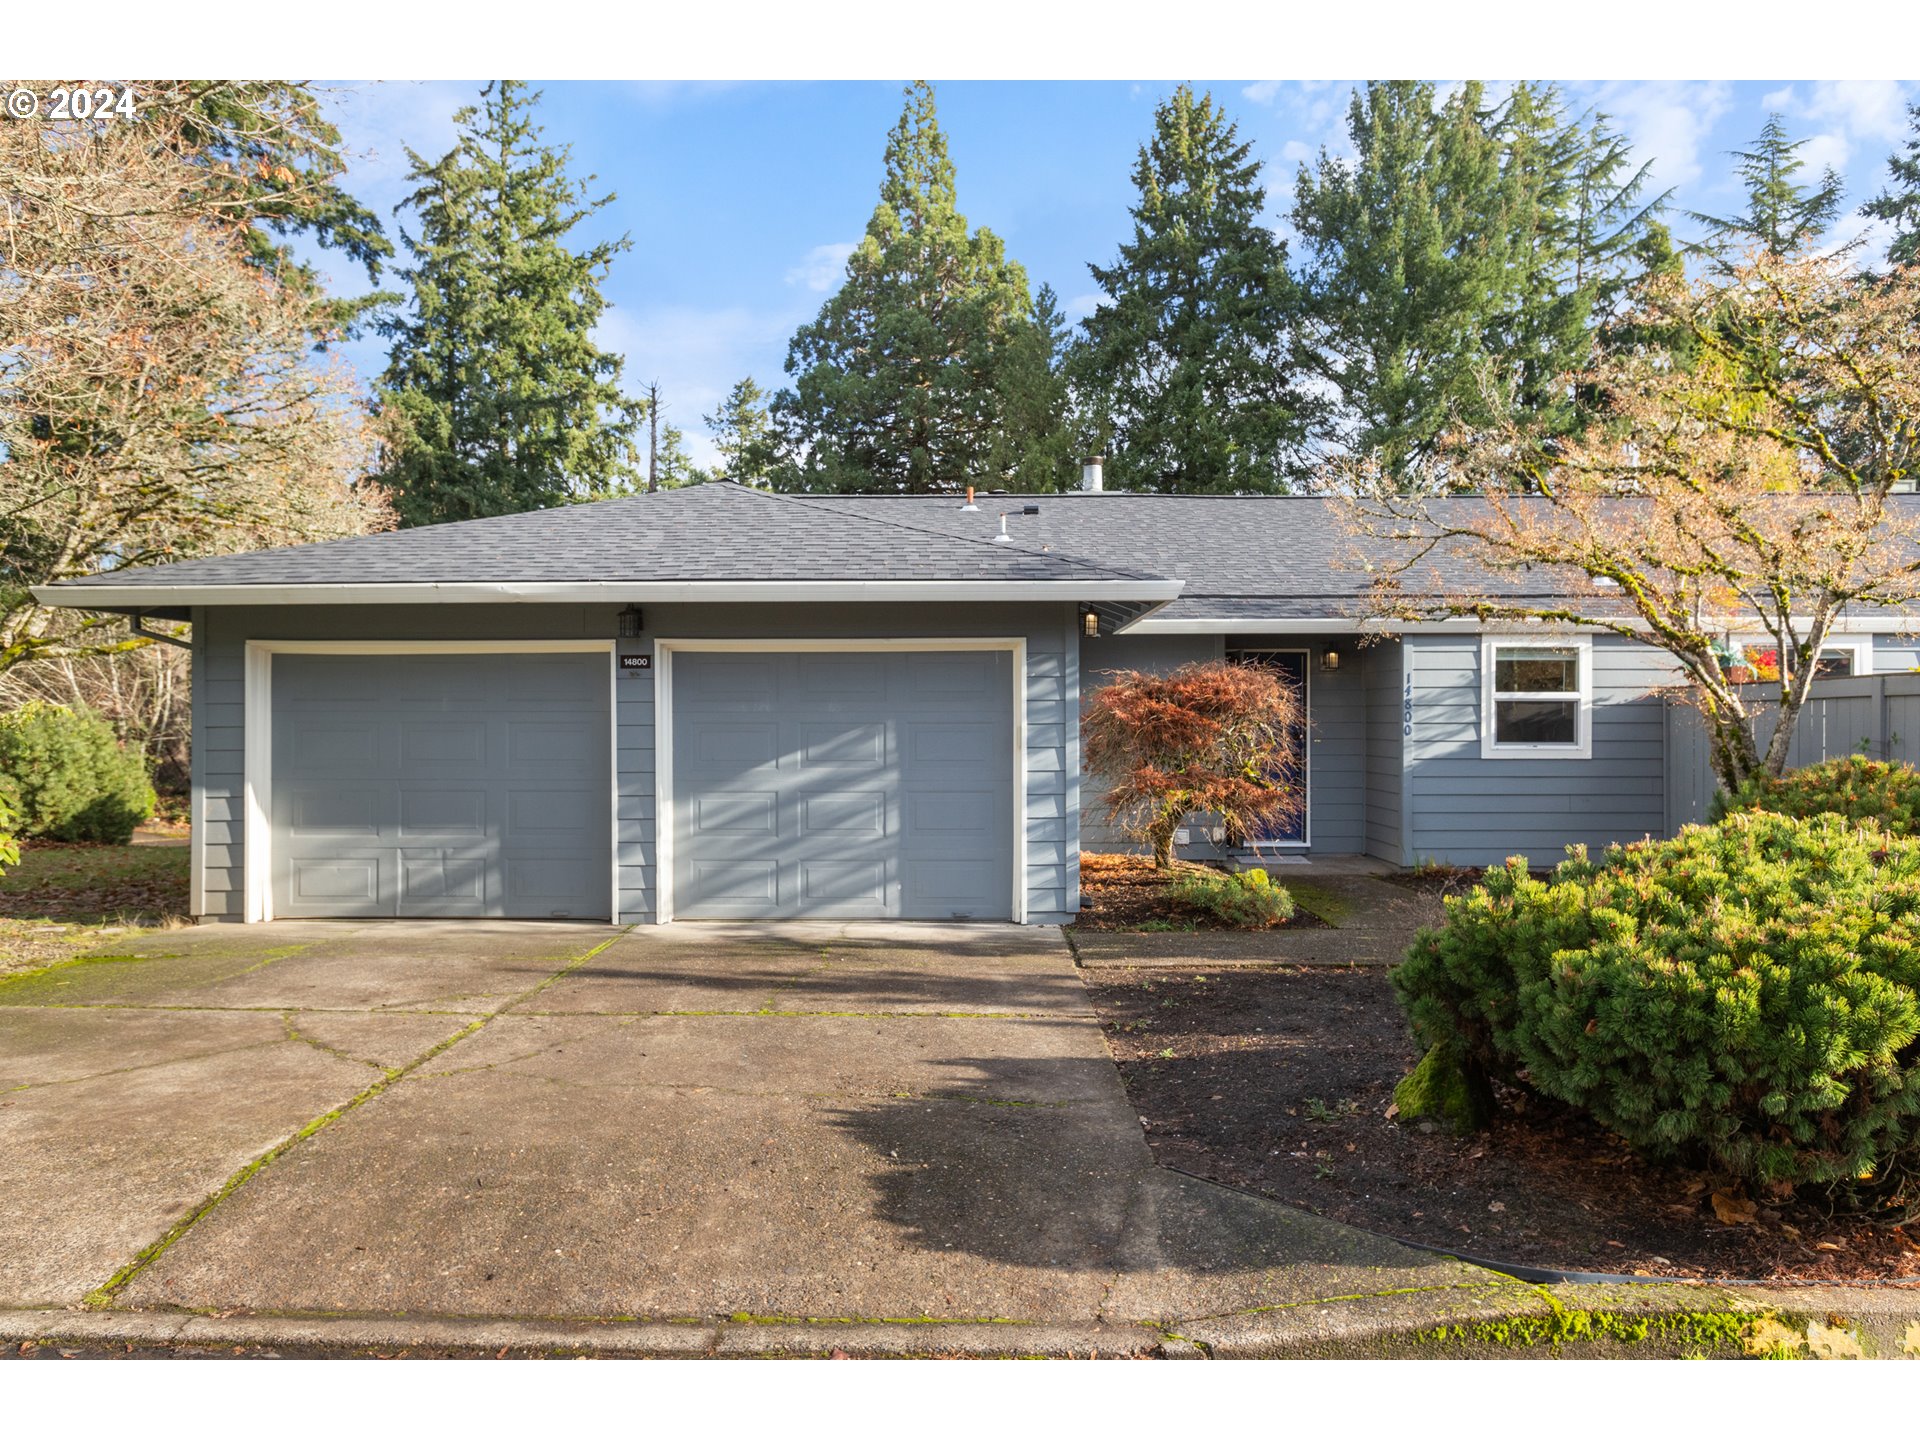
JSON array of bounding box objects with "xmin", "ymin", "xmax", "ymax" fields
[
  {"xmin": 1291, "ymin": 81, "xmax": 1513, "ymax": 471},
  {"xmin": 651, "ymin": 423, "xmax": 709, "ymax": 488},
  {"xmin": 1074, "ymin": 86, "xmax": 1305, "ymax": 493},
  {"xmin": 703, "ymin": 377, "xmax": 777, "ymax": 485},
  {"xmin": 997, "ymin": 284, "xmax": 1079, "ymax": 490},
  {"xmin": 1690, "ymin": 114, "xmax": 1845, "ymax": 258},
  {"xmin": 178, "ymin": 81, "xmax": 396, "ymax": 333},
  {"xmin": 772, "ymin": 82, "xmax": 1045, "ymax": 492},
  {"xmin": 1292, "ymin": 81, "xmax": 1663, "ymax": 475},
  {"xmin": 1486, "ymin": 86, "xmax": 1665, "ymax": 434},
  {"xmin": 374, "ymin": 81, "xmax": 643, "ymax": 526},
  {"xmin": 1863, "ymin": 104, "xmax": 1920, "ymax": 270}
]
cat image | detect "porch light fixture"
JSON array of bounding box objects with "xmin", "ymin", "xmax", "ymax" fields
[
  {"xmin": 1083, "ymin": 609, "xmax": 1099, "ymax": 638},
  {"xmin": 1320, "ymin": 644, "xmax": 1341, "ymax": 673},
  {"xmin": 617, "ymin": 605, "xmax": 645, "ymax": 638}
]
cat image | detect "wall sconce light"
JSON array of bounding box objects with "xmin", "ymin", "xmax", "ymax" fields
[
  {"xmin": 617, "ymin": 605, "xmax": 645, "ymax": 638},
  {"xmin": 1083, "ymin": 609, "xmax": 1099, "ymax": 638},
  {"xmin": 1320, "ymin": 644, "xmax": 1341, "ymax": 673}
]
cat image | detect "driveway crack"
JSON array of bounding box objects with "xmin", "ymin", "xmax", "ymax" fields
[{"xmin": 81, "ymin": 929, "xmax": 632, "ymax": 1310}]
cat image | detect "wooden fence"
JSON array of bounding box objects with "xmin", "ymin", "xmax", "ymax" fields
[{"xmin": 1665, "ymin": 673, "xmax": 1920, "ymax": 829}]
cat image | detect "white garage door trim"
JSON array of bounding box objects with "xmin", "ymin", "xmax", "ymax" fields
[
  {"xmin": 654, "ymin": 637, "xmax": 1028, "ymax": 925},
  {"xmin": 242, "ymin": 639, "xmax": 617, "ymax": 923}
]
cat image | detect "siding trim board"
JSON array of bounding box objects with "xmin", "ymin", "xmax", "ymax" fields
[
  {"xmin": 652, "ymin": 637, "xmax": 1029, "ymax": 924},
  {"xmin": 240, "ymin": 639, "xmax": 618, "ymax": 923}
]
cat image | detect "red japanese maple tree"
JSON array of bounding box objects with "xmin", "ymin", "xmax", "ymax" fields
[{"xmin": 1083, "ymin": 661, "xmax": 1304, "ymax": 869}]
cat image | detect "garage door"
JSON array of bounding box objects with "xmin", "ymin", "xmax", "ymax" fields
[
  {"xmin": 670, "ymin": 649, "xmax": 1014, "ymax": 920},
  {"xmin": 270, "ymin": 652, "xmax": 611, "ymax": 919}
]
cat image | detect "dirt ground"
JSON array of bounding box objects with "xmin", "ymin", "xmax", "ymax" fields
[
  {"xmin": 0, "ymin": 841, "xmax": 190, "ymax": 975},
  {"xmin": 1084, "ymin": 965, "xmax": 1920, "ymax": 1286},
  {"xmin": 1072, "ymin": 852, "xmax": 1327, "ymax": 932}
]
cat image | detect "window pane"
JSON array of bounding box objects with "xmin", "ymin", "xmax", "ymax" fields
[
  {"xmin": 1495, "ymin": 699, "xmax": 1578, "ymax": 746},
  {"xmin": 1494, "ymin": 647, "xmax": 1578, "ymax": 694},
  {"xmin": 1813, "ymin": 648, "xmax": 1855, "ymax": 679}
]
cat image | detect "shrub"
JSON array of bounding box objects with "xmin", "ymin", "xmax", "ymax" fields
[
  {"xmin": 1083, "ymin": 661, "xmax": 1303, "ymax": 868},
  {"xmin": 0, "ymin": 702, "xmax": 157, "ymax": 844},
  {"xmin": 0, "ymin": 790, "xmax": 18, "ymax": 875},
  {"xmin": 1168, "ymin": 866, "xmax": 1295, "ymax": 928},
  {"xmin": 1392, "ymin": 811, "xmax": 1920, "ymax": 1194},
  {"xmin": 1712, "ymin": 754, "xmax": 1920, "ymax": 835}
]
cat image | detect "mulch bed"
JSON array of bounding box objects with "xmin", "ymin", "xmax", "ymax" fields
[
  {"xmin": 1072, "ymin": 852, "xmax": 1327, "ymax": 932},
  {"xmin": 1084, "ymin": 965, "xmax": 1920, "ymax": 1286}
]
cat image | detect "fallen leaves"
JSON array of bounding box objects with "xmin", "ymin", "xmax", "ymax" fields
[{"xmin": 1711, "ymin": 1191, "xmax": 1759, "ymax": 1226}]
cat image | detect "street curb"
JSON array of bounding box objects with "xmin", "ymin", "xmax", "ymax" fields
[{"xmin": 5, "ymin": 1283, "xmax": 1917, "ymax": 1358}]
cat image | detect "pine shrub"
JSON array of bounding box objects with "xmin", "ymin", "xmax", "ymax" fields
[
  {"xmin": 0, "ymin": 702, "xmax": 156, "ymax": 844},
  {"xmin": 1713, "ymin": 754, "xmax": 1920, "ymax": 835},
  {"xmin": 1169, "ymin": 866, "xmax": 1296, "ymax": 927},
  {"xmin": 1393, "ymin": 811, "xmax": 1920, "ymax": 1193}
]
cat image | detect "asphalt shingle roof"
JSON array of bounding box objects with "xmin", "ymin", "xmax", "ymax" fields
[{"xmin": 51, "ymin": 482, "xmax": 1166, "ymax": 589}]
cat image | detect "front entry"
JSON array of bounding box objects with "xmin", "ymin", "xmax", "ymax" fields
[
  {"xmin": 668, "ymin": 648, "xmax": 1015, "ymax": 920},
  {"xmin": 1230, "ymin": 647, "xmax": 1309, "ymax": 846}
]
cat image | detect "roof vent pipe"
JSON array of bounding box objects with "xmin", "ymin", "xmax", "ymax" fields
[
  {"xmin": 960, "ymin": 485, "xmax": 980, "ymax": 513},
  {"xmin": 1081, "ymin": 456, "xmax": 1104, "ymax": 493},
  {"xmin": 992, "ymin": 514, "xmax": 1014, "ymax": 544}
]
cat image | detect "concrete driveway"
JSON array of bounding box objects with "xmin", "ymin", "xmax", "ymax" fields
[{"xmin": 0, "ymin": 919, "xmax": 1505, "ymax": 1351}]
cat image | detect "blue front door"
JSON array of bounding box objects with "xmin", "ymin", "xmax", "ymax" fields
[{"xmin": 1232, "ymin": 649, "xmax": 1308, "ymax": 845}]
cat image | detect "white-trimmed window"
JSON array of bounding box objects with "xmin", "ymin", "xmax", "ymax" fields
[
  {"xmin": 1481, "ymin": 636, "xmax": 1592, "ymax": 759},
  {"xmin": 1728, "ymin": 636, "xmax": 1873, "ymax": 683}
]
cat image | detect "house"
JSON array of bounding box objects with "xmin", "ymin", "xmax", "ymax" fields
[{"xmin": 34, "ymin": 480, "xmax": 1919, "ymax": 925}]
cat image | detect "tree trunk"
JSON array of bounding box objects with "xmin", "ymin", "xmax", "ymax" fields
[{"xmin": 1150, "ymin": 806, "xmax": 1181, "ymax": 870}]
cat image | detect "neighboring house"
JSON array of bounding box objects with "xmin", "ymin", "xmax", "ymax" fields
[{"xmin": 34, "ymin": 480, "xmax": 1918, "ymax": 925}]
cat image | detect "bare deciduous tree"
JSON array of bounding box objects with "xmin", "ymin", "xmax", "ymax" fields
[
  {"xmin": 1338, "ymin": 250, "xmax": 1920, "ymax": 790},
  {"xmin": 1, "ymin": 80, "xmax": 394, "ymax": 676}
]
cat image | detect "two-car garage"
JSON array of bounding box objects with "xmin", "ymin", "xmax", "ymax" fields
[{"xmin": 261, "ymin": 643, "xmax": 1019, "ymax": 924}]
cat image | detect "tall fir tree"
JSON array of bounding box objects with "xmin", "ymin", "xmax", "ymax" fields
[
  {"xmin": 1863, "ymin": 104, "xmax": 1920, "ymax": 270},
  {"xmin": 772, "ymin": 82, "xmax": 1047, "ymax": 492},
  {"xmin": 996, "ymin": 283, "xmax": 1079, "ymax": 490},
  {"xmin": 1291, "ymin": 81, "xmax": 1513, "ymax": 472},
  {"xmin": 703, "ymin": 377, "xmax": 777, "ymax": 485},
  {"xmin": 374, "ymin": 81, "xmax": 643, "ymax": 526},
  {"xmin": 1486, "ymin": 85, "xmax": 1665, "ymax": 434},
  {"xmin": 1690, "ymin": 114, "xmax": 1845, "ymax": 259},
  {"xmin": 1074, "ymin": 86, "xmax": 1305, "ymax": 493},
  {"xmin": 1292, "ymin": 81, "xmax": 1663, "ymax": 476}
]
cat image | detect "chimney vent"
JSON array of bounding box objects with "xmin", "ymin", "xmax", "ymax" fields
[{"xmin": 1080, "ymin": 456, "xmax": 1104, "ymax": 492}]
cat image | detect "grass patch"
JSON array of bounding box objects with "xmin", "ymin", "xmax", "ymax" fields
[
  {"xmin": 1285, "ymin": 881, "xmax": 1354, "ymax": 925},
  {"xmin": 0, "ymin": 841, "xmax": 190, "ymax": 976}
]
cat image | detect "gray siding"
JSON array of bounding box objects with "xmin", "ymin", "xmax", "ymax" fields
[
  {"xmin": 1363, "ymin": 640, "xmax": 1406, "ymax": 866},
  {"xmin": 1403, "ymin": 633, "xmax": 1670, "ymax": 868},
  {"xmin": 194, "ymin": 601, "xmax": 1080, "ymax": 927}
]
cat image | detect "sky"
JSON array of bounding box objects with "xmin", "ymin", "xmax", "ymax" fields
[{"xmin": 307, "ymin": 79, "xmax": 1920, "ymax": 467}]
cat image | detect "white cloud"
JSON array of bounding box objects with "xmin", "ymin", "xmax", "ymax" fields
[
  {"xmin": 1578, "ymin": 79, "xmax": 1735, "ymax": 192},
  {"xmin": 1798, "ymin": 130, "xmax": 1852, "ymax": 177},
  {"xmin": 1062, "ymin": 291, "xmax": 1107, "ymax": 320},
  {"xmin": 785, "ymin": 240, "xmax": 857, "ymax": 292},
  {"xmin": 1803, "ymin": 79, "xmax": 1912, "ymax": 144},
  {"xmin": 1242, "ymin": 81, "xmax": 1283, "ymax": 106}
]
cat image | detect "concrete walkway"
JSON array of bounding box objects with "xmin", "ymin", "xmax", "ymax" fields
[{"xmin": 0, "ymin": 918, "xmax": 1525, "ymax": 1353}]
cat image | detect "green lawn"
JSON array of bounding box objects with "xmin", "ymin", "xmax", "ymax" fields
[{"xmin": 0, "ymin": 841, "xmax": 190, "ymax": 976}]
